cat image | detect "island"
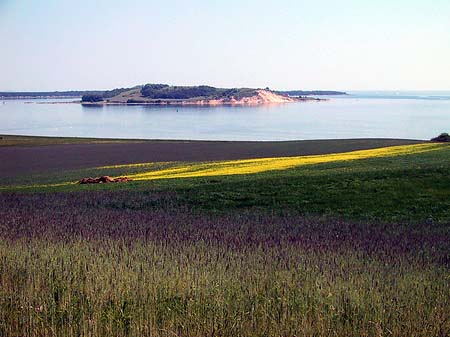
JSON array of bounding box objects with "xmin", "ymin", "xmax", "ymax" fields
[
  {"xmin": 80, "ymin": 84, "xmax": 331, "ymax": 105},
  {"xmin": 0, "ymin": 86, "xmax": 348, "ymax": 105}
]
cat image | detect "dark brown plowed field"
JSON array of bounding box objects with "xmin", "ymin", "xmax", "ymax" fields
[{"xmin": 0, "ymin": 138, "xmax": 423, "ymax": 177}]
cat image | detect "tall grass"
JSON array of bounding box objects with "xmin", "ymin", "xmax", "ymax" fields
[{"xmin": 0, "ymin": 192, "xmax": 448, "ymax": 337}]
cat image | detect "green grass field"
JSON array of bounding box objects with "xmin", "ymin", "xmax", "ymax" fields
[
  {"xmin": 4, "ymin": 143, "xmax": 450, "ymax": 223},
  {"xmin": 0, "ymin": 134, "xmax": 149, "ymax": 147},
  {"xmin": 1, "ymin": 141, "xmax": 449, "ymax": 336}
]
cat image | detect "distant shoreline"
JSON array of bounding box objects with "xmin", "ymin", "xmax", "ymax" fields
[
  {"xmin": 2, "ymin": 95, "xmax": 82, "ymax": 100},
  {"xmin": 0, "ymin": 134, "xmax": 426, "ymax": 147},
  {"xmin": 0, "ymin": 87, "xmax": 347, "ymax": 102}
]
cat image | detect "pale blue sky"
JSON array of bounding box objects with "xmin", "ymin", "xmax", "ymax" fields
[{"xmin": 1, "ymin": 0, "xmax": 449, "ymax": 91}]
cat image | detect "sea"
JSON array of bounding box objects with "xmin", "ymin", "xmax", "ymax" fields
[{"xmin": 1, "ymin": 91, "xmax": 449, "ymax": 141}]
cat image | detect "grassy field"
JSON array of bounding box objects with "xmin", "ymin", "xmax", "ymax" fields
[
  {"xmin": 0, "ymin": 136, "xmax": 421, "ymax": 177},
  {"xmin": 3, "ymin": 142, "xmax": 450, "ymax": 223},
  {"xmin": 0, "ymin": 134, "xmax": 149, "ymax": 147},
  {"xmin": 0, "ymin": 140, "xmax": 449, "ymax": 336}
]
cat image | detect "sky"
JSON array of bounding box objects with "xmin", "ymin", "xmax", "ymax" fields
[{"xmin": 1, "ymin": 0, "xmax": 449, "ymax": 91}]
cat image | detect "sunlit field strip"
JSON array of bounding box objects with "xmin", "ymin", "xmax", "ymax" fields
[
  {"xmin": 126, "ymin": 143, "xmax": 443, "ymax": 181},
  {"xmin": 1, "ymin": 143, "xmax": 444, "ymax": 190},
  {"xmin": 0, "ymin": 181, "xmax": 77, "ymax": 190}
]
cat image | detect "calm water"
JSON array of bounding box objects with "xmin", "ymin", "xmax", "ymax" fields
[{"xmin": 1, "ymin": 91, "xmax": 449, "ymax": 141}]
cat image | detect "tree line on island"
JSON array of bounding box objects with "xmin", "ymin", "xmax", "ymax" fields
[{"xmin": 82, "ymin": 85, "xmax": 266, "ymax": 103}]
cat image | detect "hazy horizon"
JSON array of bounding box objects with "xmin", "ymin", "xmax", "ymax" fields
[{"xmin": 1, "ymin": 0, "xmax": 449, "ymax": 92}]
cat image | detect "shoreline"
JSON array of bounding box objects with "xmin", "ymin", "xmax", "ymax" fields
[{"xmin": 0, "ymin": 134, "xmax": 427, "ymax": 146}]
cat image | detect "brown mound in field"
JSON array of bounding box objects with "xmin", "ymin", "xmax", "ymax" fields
[
  {"xmin": 79, "ymin": 176, "xmax": 132, "ymax": 184},
  {"xmin": 431, "ymin": 133, "xmax": 450, "ymax": 142}
]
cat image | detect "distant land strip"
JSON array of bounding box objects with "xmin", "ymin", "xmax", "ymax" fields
[
  {"xmin": 0, "ymin": 90, "xmax": 98, "ymax": 99},
  {"xmin": 0, "ymin": 85, "xmax": 347, "ymax": 102},
  {"xmin": 275, "ymin": 90, "xmax": 347, "ymax": 96}
]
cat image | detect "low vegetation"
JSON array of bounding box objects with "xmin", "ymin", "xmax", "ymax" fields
[
  {"xmin": 82, "ymin": 87, "xmax": 135, "ymax": 103},
  {"xmin": 140, "ymin": 84, "xmax": 259, "ymax": 100},
  {"xmin": 1, "ymin": 141, "xmax": 449, "ymax": 336},
  {"xmin": 431, "ymin": 132, "xmax": 450, "ymax": 142}
]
